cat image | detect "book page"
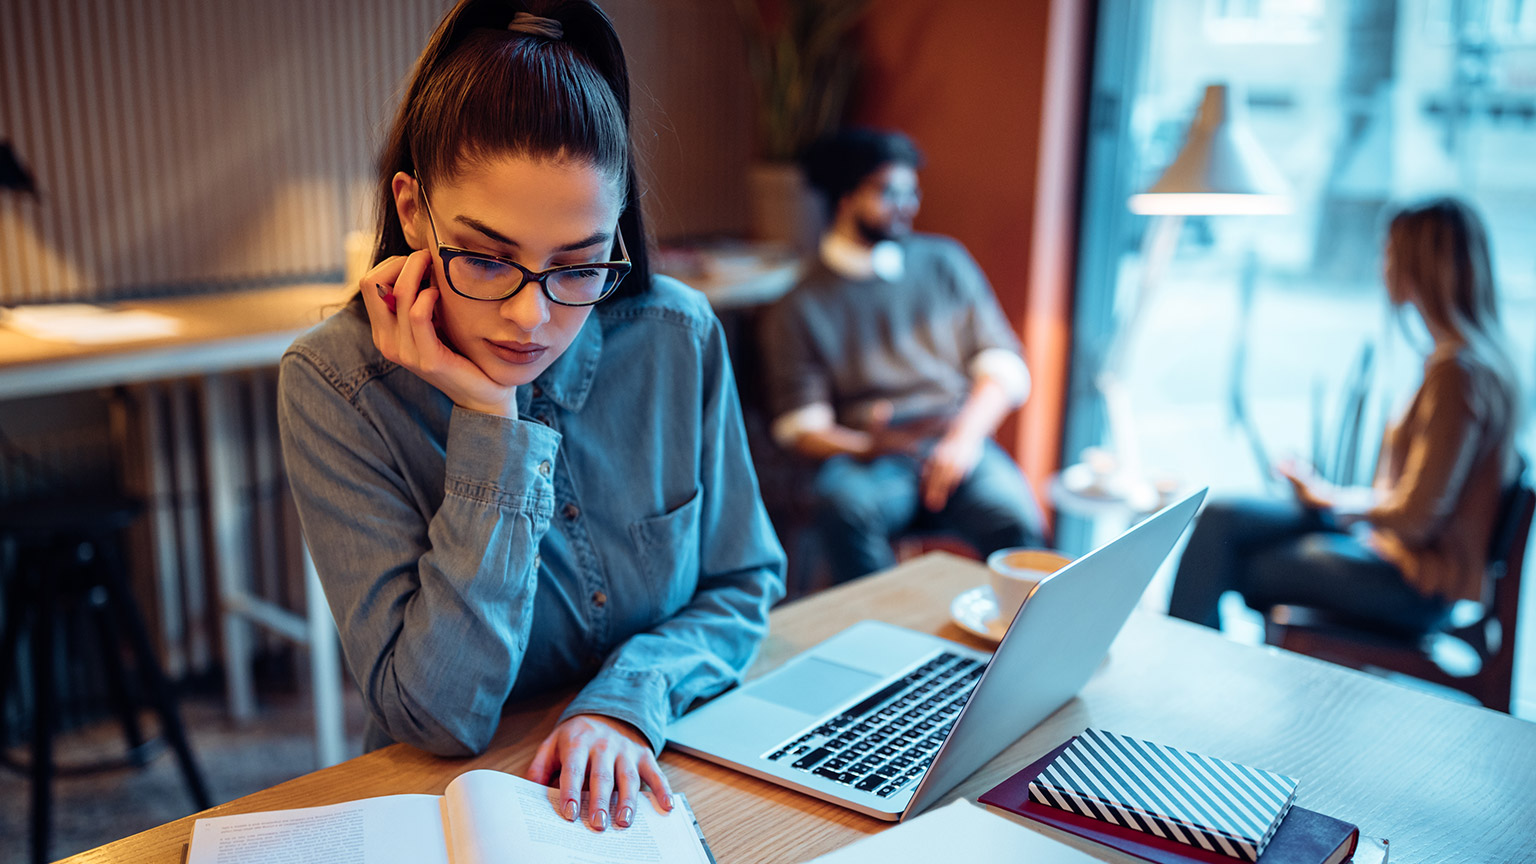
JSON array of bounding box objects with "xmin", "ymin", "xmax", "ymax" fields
[
  {"xmin": 187, "ymin": 794, "xmax": 449, "ymax": 864},
  {"xmin": 442, "ymin": 769, "xmax": 709, "ymax": 864}
]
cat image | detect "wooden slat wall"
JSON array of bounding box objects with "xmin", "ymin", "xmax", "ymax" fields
[
  {"xmin": 0, "ymin": 0, "xmax": 438, "ymax": 302},
  {"xmin": 0, "ymin": 0, "xmax": 753, "ymax": 305}
]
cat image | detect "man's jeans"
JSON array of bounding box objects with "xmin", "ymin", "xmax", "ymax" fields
[{"xmin": 811, "ymin": 439, "xmax": 1045, "ymax": 584}]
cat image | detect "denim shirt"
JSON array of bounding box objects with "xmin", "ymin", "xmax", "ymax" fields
[{"xmin": 277, "ymin": 276, "xmax": 786, "ymax": 756}]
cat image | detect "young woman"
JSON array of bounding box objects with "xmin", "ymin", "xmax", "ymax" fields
[
  {"xmin": 277, "ymin": 0, "xmax": 785, "ymax": 832},
  {"xmin": 1168, "ymin": 197, "xmax": 1521, "ymax": 634}
]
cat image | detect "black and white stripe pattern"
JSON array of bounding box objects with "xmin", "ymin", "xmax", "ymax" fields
[{"xmin": 1027, "ymin": 730, "xmax": 1298, "ymax": 861}]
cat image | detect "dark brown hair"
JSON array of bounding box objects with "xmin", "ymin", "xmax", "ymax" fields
[
  {"xmin": 373, "ymin": 0, "xmax": 649, "ymax": 297},
  {"xmin": 1386, "ymin": 196, "xmax": 1520, "ymax": 415}
]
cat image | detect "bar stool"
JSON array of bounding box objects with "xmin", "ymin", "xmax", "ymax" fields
[{"xmin": 0, "ymin": 496, "xmax": 211, "ymax": 864}]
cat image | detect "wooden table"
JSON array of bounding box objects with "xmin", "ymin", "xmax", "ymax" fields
[
  {"xmin": 61, "ymin": 552, "xmax": 1536, "ymax": 863},
  {"xmin": 0, "ymin": 283, "xmax": 355, "ymax": 766}
]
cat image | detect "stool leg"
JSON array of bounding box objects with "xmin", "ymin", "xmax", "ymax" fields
[
  {"xmin": 0, "ymin": 569, "xmax": 27, "ymax": 738},
  {"xmin": 91, "ymin": 583, "xmax": 150, "ymax": 761},
  {"xmin": 31, "ymin": 567, "xmax": 56, "ymax": 864},
  {"xmin": 104, "ymin": 563, "xmax": 212, "ymax": 810}
]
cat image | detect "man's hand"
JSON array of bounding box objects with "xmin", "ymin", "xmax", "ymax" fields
[
  {"xmin": 527, "ymin": 714, "xmax": 673, "ymax": 831},
  {"xmin": 920, "ymin": 428, "xmax": 984, "ymax": 511}
]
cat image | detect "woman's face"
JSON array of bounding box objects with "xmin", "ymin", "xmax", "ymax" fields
[{"xmin": 397, "ymin": 156, "xmax": 623, "ymax": 388}]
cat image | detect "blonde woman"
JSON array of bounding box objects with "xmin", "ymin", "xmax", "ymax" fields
[{"xmin": 1169, "ymin": 197, "xmax": 1521, "ymax": 634}]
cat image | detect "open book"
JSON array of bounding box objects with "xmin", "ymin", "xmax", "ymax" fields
[{"xmin": 186, "ymin": 769, "xmax": 712, "ymax": 864}]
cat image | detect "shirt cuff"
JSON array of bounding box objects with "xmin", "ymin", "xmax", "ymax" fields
[
  {"xmin": 770, "ymin": 402, "xmax": 834, "ymax": 449},
  {"xmin": 969, "ymin": 348, "xmax": 1031, "ymax": 405},
  {"xmin": 445, "ymin": 406, "xmax": 561, "ymax": 517},
  {"xmin": 559, "ymin": 668, "xmax": 671, "ymax": 754}
]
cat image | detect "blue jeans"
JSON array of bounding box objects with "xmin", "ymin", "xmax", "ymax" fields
[
  {"xmin": 811, "ymin": 439, "xmax": 1045, "ymax": 583},
  {"xmin": 1167, "ymin": 497, "xmax": 1449, "ymax": 634}
]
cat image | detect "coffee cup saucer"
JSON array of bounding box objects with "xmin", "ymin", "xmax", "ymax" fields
[{"xmin": 949, "ymin": 585, "xmax": 1010, "ymax": 644}]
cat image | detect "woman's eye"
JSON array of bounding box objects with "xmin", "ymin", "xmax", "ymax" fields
[{"xmin": 463, "ymin": 257, "xmax": 507, "ymax": 274}]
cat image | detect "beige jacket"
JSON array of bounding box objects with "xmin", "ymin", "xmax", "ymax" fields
[{"xmin": 1368, "ymin": 343, "xmax": 1518, "ymax": 603}]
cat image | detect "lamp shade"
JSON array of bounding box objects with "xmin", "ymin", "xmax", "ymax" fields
[{"xmin": 1128, "ymin": 84, "xmax": 1290, "ymax": 216}]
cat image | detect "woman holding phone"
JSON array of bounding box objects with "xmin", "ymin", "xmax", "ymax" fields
[{"xmin": 277, "ymin": 0, "xmax": 785, "ymax": 832}]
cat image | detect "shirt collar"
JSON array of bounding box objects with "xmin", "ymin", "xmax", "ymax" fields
[
  {"xmin": 820, "ymin": 232, "xmax": 905, "ymax": 282},
  {"xmin": 526, "ymin": 309, "xmax": 603, "ymax": 412}
]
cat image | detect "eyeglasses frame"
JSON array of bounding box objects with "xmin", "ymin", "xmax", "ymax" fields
[{"xmin": 417, "ymin": 179, "xmax": 630, "ymax": 306}]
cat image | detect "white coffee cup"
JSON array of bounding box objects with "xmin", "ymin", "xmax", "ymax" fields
[{"xmin": 985, "ymin": 548, "xmax": 1072, "ymax": 623}]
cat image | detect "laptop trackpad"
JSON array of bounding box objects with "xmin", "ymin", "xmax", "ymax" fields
[{"xmin": 747, "ymin": 657, "xmax": 884, "ymax": 716}]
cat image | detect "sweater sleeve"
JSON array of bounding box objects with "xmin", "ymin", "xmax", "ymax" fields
[{"xmin": 1365, "ymin": 358, "xmax": 1484, "ymax": 546}]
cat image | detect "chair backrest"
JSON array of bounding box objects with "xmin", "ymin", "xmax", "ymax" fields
[
  {"xmin": 1487, "ymin": 456, "xmax": 1534, "ymax": 572},
  {"xmin": 1484, "ymin": 457, "xmax": 1534, "ymax": 659}
]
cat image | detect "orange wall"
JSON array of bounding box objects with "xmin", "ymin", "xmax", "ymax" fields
[{"xmin": 852, "ymin": 0, "xmax": 1090, "ymax": 517}]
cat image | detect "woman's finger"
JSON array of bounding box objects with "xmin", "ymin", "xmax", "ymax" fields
[
  {"xmin": 406, "ymin": 287, "xmax": 451, "ymax": 371},
  {"xmin": 612, "ymin": 752, "xmax": 637, "ymax": 829},
  {"xmin": 392, "ymin": 250, "xmax": 434, "ymax": 361},
  {"xmin": 528, "ymin": 732, "xmax": 559, "ymax": 786},
  {"xmin": 557, "ymin": 744, "xmax": 590, "ymax": 823},
  {"xmin": 586, "ymin": 746, "xmax": 617, "ymax": 830},
  {"xmin": 636, "ymin": 750, "xmax": 673, "ymax": 812},
  {"xmin": 359, "ymin": 255, "xmax": 408, "ymax": 354}
]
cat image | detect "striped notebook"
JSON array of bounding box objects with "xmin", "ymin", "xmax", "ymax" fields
[{"xmin": 1027, "ymin": 729, "xmax": 1298, "ymax": 862}]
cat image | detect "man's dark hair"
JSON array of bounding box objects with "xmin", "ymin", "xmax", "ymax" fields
[{"xmin": 799, "ymin": 127, "xmax": 924, "ymax": 208}]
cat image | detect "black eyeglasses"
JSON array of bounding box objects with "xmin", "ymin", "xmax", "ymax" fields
[{"xmin": 419, "ymin": 182, "xmax": 630, "ymax": 306}]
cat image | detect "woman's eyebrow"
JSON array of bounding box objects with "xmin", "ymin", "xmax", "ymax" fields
[{"xmin": 453, "ymin": 216, "xmax": 611, "ymax": 253}]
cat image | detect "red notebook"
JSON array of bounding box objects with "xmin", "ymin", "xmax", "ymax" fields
[{"xmin": 979, "ymin": 740, "xmax": 1360, "ymax": 864}]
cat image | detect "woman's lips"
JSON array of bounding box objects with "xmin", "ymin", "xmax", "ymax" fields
[{"xmin": 486, "ymin": 339, "xmax": 548, "ymax": 365}]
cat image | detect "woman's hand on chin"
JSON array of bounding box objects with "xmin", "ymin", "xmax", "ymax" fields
[
  {"xmin": 527, "ymin": 714, "xmax": 674, "ymax": 831},
  {"xmin": 361, "ymin": 250, "xmax": 516, "ymax": 417}
]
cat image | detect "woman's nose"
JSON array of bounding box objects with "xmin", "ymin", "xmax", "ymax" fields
[{"xmin": 501, "ymin": 282, "xmax": 551, "ymax": 331}]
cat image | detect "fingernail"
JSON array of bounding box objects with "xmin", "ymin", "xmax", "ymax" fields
[
  {"xmin": 563, "ymin": 799, "xmax": 578, "ymax": 821},
  {"xmin": 662, "ymin": 794, "xmax": 673, "ymax": 810},
  {"xmin": 593, "ymin": 810, "xmax": 608, "ymax": 831},
  {"xmin": 618, "ymin": 806, "xmax": 633, "ymax": 827}
]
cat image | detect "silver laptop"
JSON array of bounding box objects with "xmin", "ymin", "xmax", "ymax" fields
[{"xmin": 667, "ymin": 488, "xmax": 1205, "ymax": 821}]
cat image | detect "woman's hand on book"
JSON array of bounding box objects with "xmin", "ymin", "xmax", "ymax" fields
[
  {"xmin": 528, "ymin": 714, "xmax": 674, "ymax": 831},
  {"xmin": 361, "ymin": 250, "xmax": 518, "ymax": 417}
]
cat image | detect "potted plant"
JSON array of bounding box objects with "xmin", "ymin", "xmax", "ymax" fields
[{"xmin": 731, "ymin": 0, "xmax": 869, "ymax": 252}]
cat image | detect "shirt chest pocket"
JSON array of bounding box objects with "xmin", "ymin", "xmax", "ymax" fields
[{"xmin": 628, "ymin": 486, "xmax": 702, "ymax": 619}]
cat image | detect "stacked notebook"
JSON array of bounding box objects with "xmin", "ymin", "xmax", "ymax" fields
[{"xmin": 980, "ymin": 731, "xmax": 1373, "ymax": 864}]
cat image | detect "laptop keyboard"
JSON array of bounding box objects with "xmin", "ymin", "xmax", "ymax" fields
[{"xmin": 763, "ymin": 651, "xmax": 984, "ymax": 798}]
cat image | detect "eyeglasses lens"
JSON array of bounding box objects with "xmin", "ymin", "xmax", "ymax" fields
[{"xmin": 448, "ymin": 256, "xmax": 619, "ymax": 303}]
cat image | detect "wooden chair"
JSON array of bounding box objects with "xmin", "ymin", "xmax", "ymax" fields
[{"xmin": 1263, "ymin": 465, "xmax": 1535, "ymax": 712}]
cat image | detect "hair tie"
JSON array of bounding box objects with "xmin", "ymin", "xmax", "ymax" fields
[{"xmin": 508, "ymin": 11, "xmax": 563, "ymax": 40}]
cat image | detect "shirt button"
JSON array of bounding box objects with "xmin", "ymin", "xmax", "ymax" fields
[
  {"xmin": 538, "ymin": 461, "xmax": 551, "ymax": 476},
  {"xmin": 536, "ymin": 415, "xmax": 551, "ymax": 426},
  {"xmin": 533, "ymin": 554, "xmax": 542, "ymax": 569},
  {"xmin": 592, "ymin": 590, "xmax": 607, "ymax": 608},
  {"xmin": 563, "ymin": 503, "xmax": 580, "ymax": 520},
  {"xmin": 531, "ymin": 384, "xmax": 543, "ymax": 397}
]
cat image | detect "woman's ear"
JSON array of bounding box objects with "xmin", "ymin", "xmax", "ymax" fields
[{"xmin": 392, "ymin": 172, "xmax": 427, "ymax": 250}]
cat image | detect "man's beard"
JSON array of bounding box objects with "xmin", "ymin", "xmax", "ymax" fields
[{"xmin": 854, "ymin": 215, "xmax": 909, "ymax": 246}]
